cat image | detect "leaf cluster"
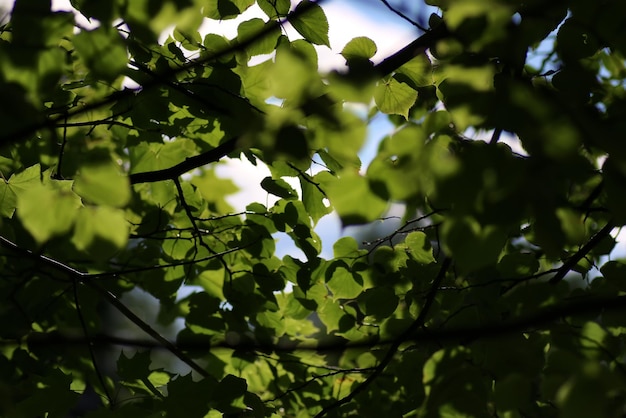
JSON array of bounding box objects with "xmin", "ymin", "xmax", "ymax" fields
[{"xmin": 2, "ymin": 0, "xmax": 626, "ymax": 417}]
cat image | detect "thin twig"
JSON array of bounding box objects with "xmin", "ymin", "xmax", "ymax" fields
[
  {"xmin": 379, "ymin": 0, "xmax": 428, "ymax": 31},
  {"xmin": 549, "ymin": 220, "xmax": 615, "ymax": 284},
  {"xmin": 83, "ymin": 279, "xmax": 209, "ymax": 377},
  {"xmin": 489, "ymin": 127, "xmax": 502, "ymax": 145},
  {"xmin": 54, "ymin": 113, "xmax": 69, "ymax": 179},
  {"xmin": 173, "ymin": 177, "xmax": 233, "ymax": 279}
]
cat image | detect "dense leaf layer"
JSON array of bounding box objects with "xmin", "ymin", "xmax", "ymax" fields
[{"xmin": 1, "ymin": 0, "xmax": 626, "ymax": 417}]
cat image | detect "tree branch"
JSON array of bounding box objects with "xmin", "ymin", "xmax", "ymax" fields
[
  {"xmin": 128, "ymin": 137, "xmax": 239, "ymax": 184},
  {"xmin": 0, "ymin": 235, "xmax": 209, "ymax": 377},
  {"xmin": 549, "ymin": 220, "xmax": 615, "ymax": 284},
  {"xmin": 84, "ymin": 279, "xmax": 209, "ymax": 378},
  {"xmin": 13, "ymin": 293, "xmax": 626, "ymax": 352},
  {"xmin": 373, "ymin": 22, "xmax": 448, "ymax": 77}
]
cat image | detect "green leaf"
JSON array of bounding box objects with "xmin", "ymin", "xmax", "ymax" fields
[
  {"xmin": 300, "ymin": 172, "xmax": 330, "ymax": 224},
  {"xmin": 332, "ymin": 236, "xmax": 357, "ymax": 258},
  {"xmin": 494, "ymin": 374, "xmax": 533, "ymax": 412},
  {"xmin": 11, "ymin": 3, "xmax": 74, "ymax": 49},
  {"xmin": 288, "ymin": 223, "xmax": 322, "ymax": 259},
  {"xmin": 173, "ymin": 28, "xmax": 202, "ymax": 51},
  {"xmin": 0, "ymin": 181, "xmax": 16, "ymax": 218},
  {"xmin": 555, "ymin": 207, "xmax": 586, "ymax": 245},
  {"xmin": 366, "ymin": 125, "xmax": 425, "ymax": 200},
  {"xmin": 444, "ymin": 0, "xmax": 512, "ymax": 49},
  {"xmin": 270, "ymin": 46, "xmax": 318, "ymax": 102},
  {"xmin": 556, "ymin": 18, "xmax": 600, "ymax": 61},
  {"xmin": 257, "ymin": 0, "xmax": 291, "ymax": 19},
  {"xmin": 600, "ymin": 261, "xmax": 626, "ymax": 292},
  {"xmin": 17, "ymin": 183, "xmax": 82, "ymax": 244},
  {"xmin": 358, "ymin": 286, "xmax": 398, "ymax": 319},
  {"xmin": 130, "ymin": 140, "xmax": 197, "ymax": 173},
  {"xmin": 404, "ymin": 231, "xmax": 435, "ymax": 264},
  {"xmin": 497, "ymin": 253, "xmax": 539, "ymax": 278},
  {"xmin": 374, "ymin": 77, "xmax": 418, "ymax": 119},
  {"xmin": 441, "ymin": 216, "xmax": 508, "ymax": 273},
  {"xmin": 165, "ymin": 374, "xmax": 217, "ymax": 417},
  {"xmin": 73, "ymin": 27, "xmax": 128, "ymax": 82},
  {"xmin": 118, "ymin": 350, "xmax": 152, "ymax": 381},
  {"xmin": 317, "ymin": 149, "xmax": 344, "ymax": 173},
  {"xmin": 261, "ymin": 176, "xmax": 298, "ymax": 200},
  {"xmin": 236, "ymin": 59, "xmax": 273, "ymax": 106},
  {"xmin": 325, "ymin": 170, "xmax": 388, "ymax": 226},
  {"xmin": 318, "ymin": 298, "xmax": 352, "ymax": 333},
  {"xmin": 0, "ymin": 164, "xmax": 41, "ymax": 218},
  {"xmin": 203, "ymin": 33, "xmax": 233, "ymax": 62},
  {"xmin": 554, "ymin": 361, "xmax": 618, "ymax": 418},
  {"xmin": 322, "ymin": 112, "xmax": 366, "ymax": 170},
  {"xmin": 422, "ymin": 347, "xmax": 490, "ymax": 416},
  {"xmin": 72, "ymin": 206, "xmax": 129, "ymax": 256},
  {"xmin": 341, "ymin": 36, "xmax": 377, "ymax": 61},
  {"xmin": 396, "ymin": 54, "xmax": 433, "ymax": 88},
  {"xmin": 291, "ymin": 1, "xmax": 330, "ymax": 47},
  {"xmin": 237, "ymin": 18, "xmax": 281, "ymax": 56},
  {"xmin": 203, "ymin": 0, "xmax": 255, "ymax": 19},
  {"xmin": 73, "ymin": 162, "xmax": 131, "ymax": 207},
  {"xmin": 11, "ymin": 369, "xmax": 80, "ymax": 418},
  {"xmin": 196, "ymin": 269, "xmax": 225, "ymax": 300},
  {"xmin": 4, "ymin": 1, "xmax": 626, "ymax": 416},
  {"xmin": 214, "ymin": 374, "xmax": 248, "ymax": 411},
  {"xmin": 70, "ymin": 0, "xmax": 115, "ymax": 24},
  {"xmin": 186, "ymin": 292, "xmax": 223, "ymax": 331},
  {"xmin": 326, "ymin": 261, "xmax": 362, "ymax": 300},
  {"xmin": 191, "ymin": 169, "xmax": 238, "ymax": 214}
]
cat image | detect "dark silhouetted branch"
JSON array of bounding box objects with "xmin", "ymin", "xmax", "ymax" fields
[
  {"xmin": 549, "ymin": 220, "xmax": 615, "ymax": 284},
  {"xmin": 11, "ymin": 293, "xmax": 626, "ymax": 352},
  {"xmin": 0, "ymin": 235, "xmax": 209, "ymax": 377}
]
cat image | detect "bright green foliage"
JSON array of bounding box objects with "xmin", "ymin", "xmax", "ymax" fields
[
  {"xmin": 290, "ymin": 1, "xmax": 330, "ymax": 47},
  {"xmin": 2, "ymin": 0, "xmax": 626, "ymax": 417},
  {"xmin": 374, "ymin": 76, "xmax": 418, "ymax": 118},
  {"xmin": 341, "ymin": 36, "xmax": 377, "ymax": 61},
  {"xmin": 73, "ymin": 28, "xmax": 129, "ymax": 82}
]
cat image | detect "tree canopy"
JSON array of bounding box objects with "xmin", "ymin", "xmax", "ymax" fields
[{"xmin": 2, "ymin": 0, "xmax": 626, "ymax": 416}]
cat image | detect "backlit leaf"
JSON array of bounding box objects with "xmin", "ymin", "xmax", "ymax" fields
[
  {"xmin": 374, "ymin": 77, "xmax": 418, "ymax": 119},
  {"xmin": 405, "ymin": 231, "xmax": 435, "ymax": 264},
  {"xmin": 325, "ymin": 170, "xmax": 388, "ymax": 226},
  {"xmin": 203, "ymin": 0, "xmax": 255, "ymax": 19},
  {"xmin": 261, "ymin": 176, "xmax": 298, "ymax": 200},
  {"xmin": 237, "ymin": 18, "xmax": 281, "ymax": 56},
  {"xmin": 17, "ymin": 183, "xmax": 81, "ymax": 244},
  {"xmin": 73, "ymin": 162, "xmax": 130, "ymax": 207},
  {"xmin": 72, "ymin": 206, "xmax": 129, "ymax": 256},
  {"xmin": 326, "ymin": 262, "xmax": 362, "ymax": 300},
  {"xmin": 257, "ymin": 0, "xmax": 290, "ymax": 19},
  {"xmin": 341, "ymin": 36, "xmax": 377, "ymax": 61},
  {"xmin": 291, "ymin": 1, "xmax": 330, "ymax": 47},
  {"xmin": 73, "ymin": 27, "xmax": 128, "ymax": 82}
]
